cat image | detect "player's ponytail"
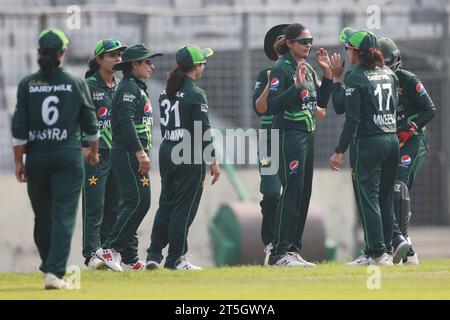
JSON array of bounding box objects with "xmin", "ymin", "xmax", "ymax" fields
[
  {"xmin": 38, "ymin": 48, "xmax": 61, "ymax": 79},
  {"xmin": 85, "ymin": 57, "xmax": 101, "ymax": 79},
  {"xmin": 361, "ymin": 48, "xmax": 384, "ymax": 69},
  {"xmin": 166, "ymin": 66, "xmax": 185, "ymax": 100}
]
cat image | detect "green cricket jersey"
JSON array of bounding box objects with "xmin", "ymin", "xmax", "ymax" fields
[
  {"xmin": 395, "ymin": 69, "xmax": 436, "ymax": 134},
  {"xmin": 85, "ymin": 72, "xmax": 117, "ymax": 149},
  {"xmin": 336, "ymin": 65, "xmax": 399, "ymax": 153},
  {"xmin": 332, "ymin": 68, "xmax": 436, "ymax": 136},
  {"xmin": 12, "ymin": 67, "xmax": 98, "ymax": 152},
  {"xmin": 267, "ymin": 52, "xmax": 332, "ymax": 132},
  {"xmin": 111, "ymin": 72, "xmax": 153, "ymax": 153},
  {"xmin": 158, "ymin": 76, "xmax": 215, "ymax": 158},
  {"xmin": 252, "ymin": 67, "xmax": 273, "ymax": 129}
]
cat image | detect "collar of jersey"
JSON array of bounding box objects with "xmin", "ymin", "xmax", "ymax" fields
[
  {"xmin": 94, "ymin": 72, "xmax": 117, "ymax": 90},
  {"xmin": 123, "ymin": 72, "xmax": 147, "ymax": 90},
  {"xmin": 282, "ymin": 52, "xmax": 297, "ymax": 70}
]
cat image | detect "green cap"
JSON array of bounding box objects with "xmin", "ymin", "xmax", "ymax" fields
[
  {"xmin": 94, "ymin": 39, "xmax": 127, "ymax": 57},
  {"xmin": 38, "ymin": 28, "xmax": 69, "ymax": 51},
  {"xmin": 176, "ymin": 46, "xmax": 214, "ymax": 72},
  {"xmin": 378, "ymin": 37, "xmax": 400, "ymax": 64},
  {"xmin": 113, "ymin": 44, "xmax": 163, "ymax": 70},
  {"xmin": 339, "ymin": 27, "xmax": 378, "ymax": 55}
]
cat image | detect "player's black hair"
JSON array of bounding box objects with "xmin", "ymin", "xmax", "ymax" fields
[
  {"xmin": 85, "ymin": 56, "xmax": 102, "ymax": 79},
  {"xmin": 276, "ymin": 23, "xmax": 307, "ymax": 55},
  {"xmin": 38, "ymin": 48, "xmax": 62, "ymax": 79},
  {"xmin": 360, "ymin": 48, "xmax": 384, "ymax": 69},
  {"xmin": 121, "ymin": 61, "xmax": 134, "ymax": 75},
  {"xmin": 166, "ymin": 65, "xmax": 190, "ymax": 100}
]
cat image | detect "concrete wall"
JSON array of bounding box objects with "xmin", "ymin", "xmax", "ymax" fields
[{"xmin": 0, "ymin": 168, "xmax": 356, "ymax": 272}]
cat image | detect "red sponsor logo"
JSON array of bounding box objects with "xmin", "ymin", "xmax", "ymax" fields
[
  {"xmin": 301, "ymin": 90, "xmax": 309, "ymax": 100},
  {"xmin": 416, "ymin": 83, "xmax": 425, "ymax": 93},
  {"xmin": 144, "ymin": 102, "xmax": 152, "ymax": 115},
  {"xmin": 289, "ymin": 160, "xmax": 299, "ymax": 171},
  {"xmin": 97, "ymin": 107, "xmax": 108, "ymax": 119}
]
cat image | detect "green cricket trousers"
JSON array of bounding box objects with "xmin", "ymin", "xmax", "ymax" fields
[
  {"xmin": 26, "ymin": 149, "xmax": 84, "ymax": 278},
  {"xmin": 147, "ymin": 141, "xmax": 205, "ymax": 269},
  {"xmin": 350, "ymin": 134, "xmax": 399, "ymax": 259}
]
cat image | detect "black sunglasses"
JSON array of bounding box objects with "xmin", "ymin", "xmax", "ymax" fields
[{"xmin": 293, "ymin": 37, "xmax": 313, "ymax": 45}]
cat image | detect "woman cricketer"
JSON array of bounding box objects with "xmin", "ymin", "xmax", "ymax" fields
[
  {"xmin": 95, "ymin": 44, "xmax": 162, "ymax": 272},
  {"xmin": 11, "ymin": 29, "xmax": 99, "ymax": 289},
  {"xmin": 379, "ymin": 37, "xmax": 436, "ymax": 265},
  {"xmin": 146, "ymin": 46, "xmax": 220, "ymax": 270},
  {"xmin": 329, "ymin": 34, "xmax": 409, "ymax": 266},
  {"xmin": 266, "ymin": 23, "xmax": 333, "ymax": 267},
  {"xmin": 329, "ymin": 34, "xmax": 436, "ymax": 265},
  {"xmin": 255, "ymin": 24, "xmax": 327, "ymax": 265},
  {"xmin": 252, "ymin": 24, "xmax": 286, "ymax": 265},
  {"xmin": 330, "ymin": 29, "xmax": 399, "ymax": 266},
  {"xmin": 81, "ymin": 39, "xmax": 126, "ymax": 270}
]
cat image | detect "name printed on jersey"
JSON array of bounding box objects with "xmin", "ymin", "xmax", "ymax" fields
[
  {"xmin": 164, "ymin": 129, "xmax": 184, "ymax": 141},
  {"xmin": 373, "ymin": 114, "xmax": 396, "ymax": 126},
  {"xmin": 29, "ymin": 128, "xmax": 68, "ymax": 142}
]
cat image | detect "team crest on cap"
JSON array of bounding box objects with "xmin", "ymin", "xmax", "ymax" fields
[
  {"xmin": 289, "ymin": 160, "xmax": 299, "ymax": 174},
  {"xmin": 144, "ymin": 102, "xmax": 152, "ymax": 115},
  {"xmin": 401, "ymin": 155, "xmax": 412, "ymax": 166},
  {"xmin": 301, "ymin": 90, "xmax": 309, "ymax": 101},
  {"xmin": 97, "ymin": 107, "xmax": 109, "ymax": 120},
  {"xmin": 270, "ymin": 78, "xmax": 280, "ymax": 89}
]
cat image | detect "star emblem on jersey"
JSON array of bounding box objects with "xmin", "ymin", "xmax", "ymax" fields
[
  {"xmin": 260, "ymin": 157, "xmax": 270, "ymax": 167},
  {"xmin": 88, "ymin": 176, "xmax": 98, "ymax": 186},
  {"xmin": 141, "ymin": 176, "xmax": 150, "ymax": 187},
  {"xmin": 397, "ymin": 87, "xmax": 403, "ymax": 96}
]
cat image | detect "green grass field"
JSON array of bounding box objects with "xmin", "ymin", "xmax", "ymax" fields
[{"xmin": 1, "ymin": 259, "xmax": 449, "ymax": 300}]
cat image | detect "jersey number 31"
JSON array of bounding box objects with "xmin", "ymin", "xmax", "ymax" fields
[{"xmin": 160, "ymin": 99, "xmax": 180, "ymax": 127}]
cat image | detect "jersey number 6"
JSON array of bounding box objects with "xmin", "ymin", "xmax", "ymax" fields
[{"xmin": 41, "ymin": 95, "xmax": 60, "ymax": 126}]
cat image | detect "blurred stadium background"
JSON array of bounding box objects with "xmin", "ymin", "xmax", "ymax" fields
[{"xmin": 0, "ymin": 0, "xmax": 449, "ymax": 272}]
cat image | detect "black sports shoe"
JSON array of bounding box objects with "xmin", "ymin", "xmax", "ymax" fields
[
  {"xmin": 392, "ymin": 234, "xmax": 411, "ymax": 264},
  {"xmin": 145, "ymin": 260, "xmax": 159, "ymax": 270}
]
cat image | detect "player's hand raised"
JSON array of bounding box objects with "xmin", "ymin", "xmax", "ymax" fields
[
  {"xmin": 295, "ymin": 61, "xmax": 307, "ymax": 88},
  {"xmin": 330, "ymin": 53, "xmax": 344, "ymax": 82}
]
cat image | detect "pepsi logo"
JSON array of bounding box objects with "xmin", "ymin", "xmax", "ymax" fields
[
  {"xmin": 97, "ymin": 107, "xmax": 108, "ymax": 120},
  {"xmin": 144, "ymin": 103, "xmax": 152, "ymax": 115},
  {"xmin": 289, "ymin": 160, "xmax": 299, "ymax": 171},
  {"xmin": 401, "ymin": 155, "xmax": 411, "ymax": 166},
  {"xmin": 416, "ymin": 83, "xmax": 425, "ymax": 93},
  {"xmin": 270, "ymin": 78, "xmax": 280, "ymax": 89},
  {"xmin": 301, "ymin": 90, "xmax": 309, "ymax": 101}
]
